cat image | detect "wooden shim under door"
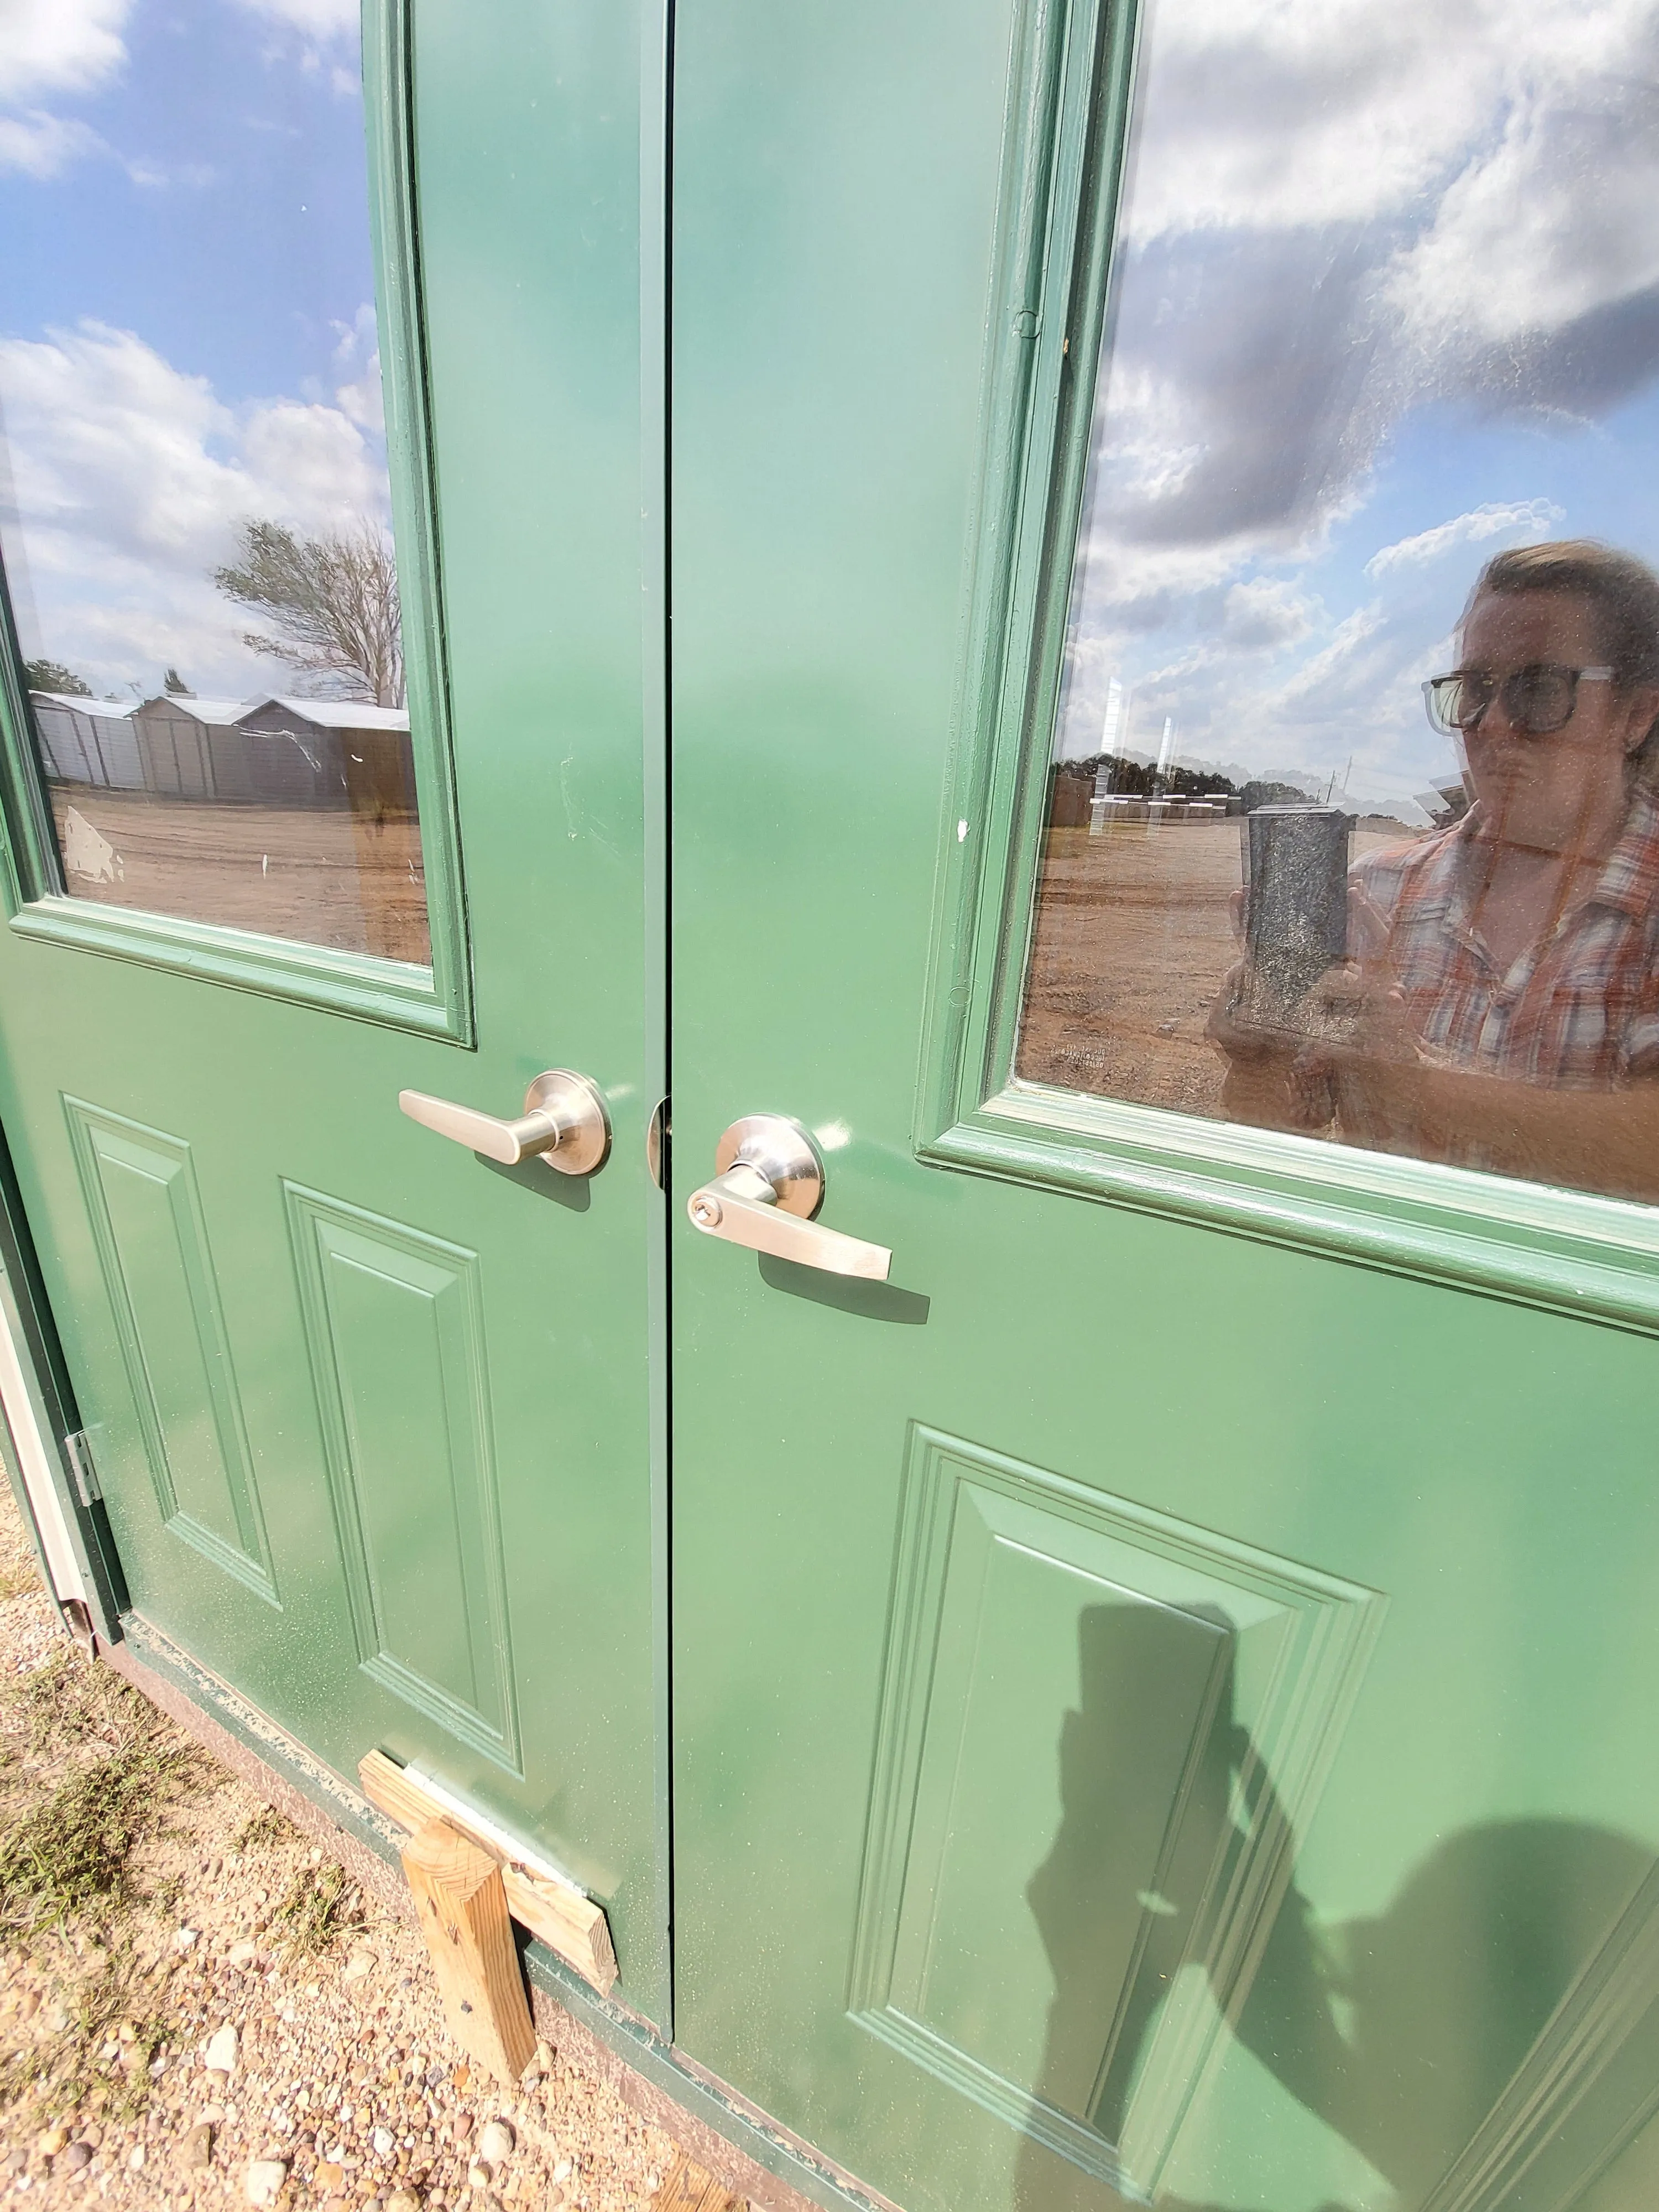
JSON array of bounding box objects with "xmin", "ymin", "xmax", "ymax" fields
[
  {"xmin": 359, "ymin": 1749, "xmax": 618, "ymax": 1995},
  {"xmin": 654, "ymin": 2152, "xmax": 745, "ymax": 2212}
]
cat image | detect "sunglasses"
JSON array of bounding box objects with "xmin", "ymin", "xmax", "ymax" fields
[{"xmin": 1422, "ymin": 662, "xmax": 1613, "ymax": 738}]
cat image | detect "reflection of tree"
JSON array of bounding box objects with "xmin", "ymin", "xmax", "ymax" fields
[
  {"xmin": 1015, "ymin": 1604, "xmax": 1659, "ymax": 2212},
  {"xmin": 23, "ymin": 659, "xmax": 91, "ymax": 697},
  {"xmin": 213, "ymin": 519, "xmax": 403, "ymax": 707}
]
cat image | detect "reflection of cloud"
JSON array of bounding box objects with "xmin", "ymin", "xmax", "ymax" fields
[
  {"xmin": 1220, "ymin": 578, "xmax": 1317, "ymax": 649},
  {"xmin": 1088, "ymin": 0, "xmax": 1659, "ymax": 565},
  {"xmin": 0, "ymin": 0, "xmax": 128, "ymax": 175},
  {"xmin": 1055, "ymin": 0, "xmax": 1659, "ymax": 811},
  {"xmin": 0, "ymin": 321, "xmax": 389, "ymax": 695},
  {"xmin": 330, "ymin": 305, "xmax": 385, "ymax": 434},
  {"xmin": 123, "ymin": 154, "xmax": 215, "ymax": 190},
  {"xmin": 0, "ymin": 108, "xmax": 104, "ymax": 178},
  {"xmin": 231, "ymin": 0, "xmax": 362, "ymax": 81},
  {"xmin": 231, "ymin": 0, "xmax": 359, "ymax": 37},
  {"xmin": 0, "ymin": 0, "xmax": 129, "ymax": 105},
  {"xmin": 1365, "ymin": 501, "xmax": 1566, "ymax": 578},
  {"xmin": 1390, "ymin": 89, "xmax": 1659, "ymax": 358}
]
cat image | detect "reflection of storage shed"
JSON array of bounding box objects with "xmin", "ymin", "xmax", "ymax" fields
[
  {"xmin": 28, "ymin": 693, "xmax": 143, "ymax": 790},
  {"xmin": 130, "ymin": 696, "xmax": 257, "ymax": 800},
  {"xmin": 238, "ymin": 698, "xmax": 418, "ymax": 823},
  {"xmin": 119, "ymin": 695, "xmax": 414, "ymax": 813}
]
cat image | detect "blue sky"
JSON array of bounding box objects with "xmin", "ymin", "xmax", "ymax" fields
[
  {"xmin": 1053, "ymin": 0, "xmax": 1659, "ymax": 819},
  {"xmin": 0, "ymin": 0, "xmax": 392, "ymax": 699}
]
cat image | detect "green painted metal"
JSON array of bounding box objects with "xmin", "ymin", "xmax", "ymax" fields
[
  {"xmin": 669, "ymin": 5, "xmax": 1659, "ymax": 2212},
  {"xmin": 0, "ymin": 0, "xmax": 670, "ymax": 2023},
  {"xmin": 0, "ymin": 1123, "xmax": 127, "ymax": 1636}
]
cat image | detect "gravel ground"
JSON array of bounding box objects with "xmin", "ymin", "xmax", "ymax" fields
[{"xmin": 0, "ymin": 1483, "xmax": 688, "ymax": 2211}]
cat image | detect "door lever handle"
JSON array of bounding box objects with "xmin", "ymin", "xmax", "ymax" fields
[
  {"xmin": 687, "ymin": 1116, "xmax": 891, "ymax": 1280},
  {"xmin": 399, "ymin": 1070, "xmax": 611, "ymax": 1176}
]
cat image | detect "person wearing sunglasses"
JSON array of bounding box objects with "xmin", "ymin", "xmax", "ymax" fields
[{"xmin": 1211, "ymin": 539, "xmax": 1659, "ymax": 1201}]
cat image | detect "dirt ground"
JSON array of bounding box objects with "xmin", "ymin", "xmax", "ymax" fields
[
  {"xmin": 1016, "ymin": 820, "xmax": 1415, "ymax": 1113},
  {"xmin": 46, "ymin": 790, "xmax": 429, "ymax": 967},
  {"xmin": 0, "ymin": 1485, "xmax": 689, "ymax": 2211}
]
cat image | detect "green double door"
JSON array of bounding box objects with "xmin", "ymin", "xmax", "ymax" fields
[
  {"xmin": 9, "ymin": 1, "xmax": 1659, "ymax": 2209},
  {"xmin": 0, "ymin": 0, "xmax": 669, "ymax": 2008}
]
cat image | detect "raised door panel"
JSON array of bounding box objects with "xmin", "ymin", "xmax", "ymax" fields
[
  {"xmin": 286, "ymin": 1184, "xmax": 519, "ymax": 1771},
  {"xmin": 851, "ymin": 1427, "xmax": 1384, "ymax": 2200},
  {"xmin": 65, "ymin": 1098, "xmax": 275, "ymax": 1604}
]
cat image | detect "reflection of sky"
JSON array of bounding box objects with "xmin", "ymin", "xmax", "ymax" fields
[
  {"xmin": 0, "ymin": 0, "xmax": 390, "ymax": 699},
  {"xmin": 1055, "ymin": 0, "xmax": 1659, "ymax": 820}
]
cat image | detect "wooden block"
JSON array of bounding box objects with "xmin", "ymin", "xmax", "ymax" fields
[
  {"xmin": 505, "ymin": 1865, "xmax": 619, "ymax": 1995},
  {"xmin": 359, "ymin": 1746, "xmax": 433, "ymax": 1833},
  {"xmin": 653, "ymin": 2151, "xmax": 743, "ymax": 2212},
  {"xmin": 401, "ymin": 1816, "xmax": 536, "ymax": 2087},
  {"xmin": 359, "ymin": 1749, "xmax": 619, "ymax": 1995}
]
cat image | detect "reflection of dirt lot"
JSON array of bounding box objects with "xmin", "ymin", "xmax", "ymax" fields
[
  {"xmin": 1016, "ymin": 821, "xmax": 1412, "ymax": 1115},
  {"xmin": 48, "ymin": 787, "xmax": 429, "ymax": 966}
]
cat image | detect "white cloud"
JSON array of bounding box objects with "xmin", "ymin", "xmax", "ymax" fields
[
  {"xmin": 1051, "ymin": 0, "xmax": 1659, "ymax": 811},
  {"xmin": 230, "ymin": 0, "xmax": 361, "ymax": 43},
  {"xmin": 1220, "ymin": 577, "xmax": 1317, "ymax": 649},
  {"xmin": 0, "ymin": 0, "xmax": 127, "ymax": 176},
  {"xmin": 330, "ymin": 304, "xmax": 385, "ymax": 432},
  {"xmin": 1085, "ymin": 0, "xmax": 1659, "ymax": 572},
  {"xmin": 0, "ymin": 0, "xmax": 129, "ymax": 105},
  {"xmin": 1365, "ymin": 501, "xmax": 1567, "ymax": 579},
  {"xmin": 0, "ymin": 321, "xmax": 391, "ymax": 697},
  {"xmin": 0, "ymin": 107, "xmax": 103, "ymax": 177}
]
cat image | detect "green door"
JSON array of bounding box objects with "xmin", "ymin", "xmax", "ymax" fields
[
  {"xmin": 670, "ymin": 1, "xmax": 1659, "ymax": 2208},
  {"xmin": 0, "ymin": 1, "xmax": 667, "ymax": 2011}
]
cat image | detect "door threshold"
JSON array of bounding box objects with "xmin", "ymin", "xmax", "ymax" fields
[{"xmin": 107, "ymin": 1614, "xmax": 902, "ymax": 2212}]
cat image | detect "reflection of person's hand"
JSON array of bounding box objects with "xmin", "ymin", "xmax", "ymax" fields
[
  {"xmin": 1300, "ymin": 960, "xmax": 1420, "ymax": 1062},
  {"xmin": 1294, "ymin": 958, "xmax": 1437, "ymax": 1152},
  {"xmin": 1207, "ymin": 964, "xmax": 1333, "ymax": 1130}
]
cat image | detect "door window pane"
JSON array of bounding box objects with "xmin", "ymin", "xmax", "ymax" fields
[
  {"xmin": 0, "ymin": 0, "xmax": 428, "ymax": 966},
  {"xmin": 1019, "ymin": 0, "xmax": 1659, "ymax": 1205}
]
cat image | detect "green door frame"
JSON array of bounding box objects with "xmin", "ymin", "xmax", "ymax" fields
[{"xmin": 0, "ymin": 1120, "xmax": 126, "ymax": 1639}]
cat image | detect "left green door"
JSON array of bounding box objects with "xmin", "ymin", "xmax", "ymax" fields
[{"xmin": 0, "ymin": 0, "xmax": 666, "ymax": 2012}]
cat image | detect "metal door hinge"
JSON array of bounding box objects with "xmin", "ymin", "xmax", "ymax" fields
[{"xmin": 64, "ymin": 1430, "xmax": 102, "ymax": 1506}]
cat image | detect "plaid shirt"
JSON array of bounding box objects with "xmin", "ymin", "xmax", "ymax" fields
[{"xmin": 1350, "ymin": 789, "xmax": 1659, "ymax": 1089}]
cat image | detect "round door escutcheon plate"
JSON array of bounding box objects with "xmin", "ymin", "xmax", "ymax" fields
[
  {"xmin": 713, "ymin": 1114, "xmax": 824, "ymax": 1218},
  {"xmin": 526, "ymin": 1070, "xmax": 612, "ymax": 1177}
]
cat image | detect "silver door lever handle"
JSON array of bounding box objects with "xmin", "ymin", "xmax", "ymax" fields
[
  {"xmin": 687, "ymin": 1117, "xmax": 891, "ymax": 1280},
  {"xmin": 399, "ymin": 1070, "xmax": 611, "ymax": 1176}
]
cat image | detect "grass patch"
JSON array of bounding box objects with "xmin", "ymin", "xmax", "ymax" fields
[
  {"xmin": 270, "ymin": 1858, "xmax": 363, "ymax": 1958},
  {"xmin": 234, "ymin": 1802, "xmax": 297, "ymax": 1854},
  {"xmin": 0, "ymin": 1739, "xmax": 202, "ymax": 1934},
  {"xmin": 0, "ymin": 1479, "xmax": 38, "ymax": 1603},
  {"xmin": 7, "ymin": 1645, "xmax": 149, "ymax": 1757},
  {"xmin": 0, "ymin": 1938, "xmax": 172, "ymax": 2128},
  {"xmin": 0, "ymin": 1558, "xmax": 35, "ymax": 1604}
]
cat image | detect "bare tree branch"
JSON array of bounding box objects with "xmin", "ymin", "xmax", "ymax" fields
[{"xmin": 212, "ymin": 520, "xmax": 404, "ymax": 708}]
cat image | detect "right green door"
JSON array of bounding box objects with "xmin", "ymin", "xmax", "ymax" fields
[{"xmin": 668, "ymin": 2, "xmax": 1659, "ymax": 2209}]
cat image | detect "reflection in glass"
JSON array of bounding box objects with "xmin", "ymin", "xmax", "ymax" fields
[
  {"xmin": 1013, "ymin": 1602, "xmax": 1659, "ymax": 2212},
  {"xmin": 1019, "ymin": 0, "xmax": 1659, "ymax": 1203},
  {"xmin": 0, "ymin": 1, "xmax": 427, "ymax": 964}
]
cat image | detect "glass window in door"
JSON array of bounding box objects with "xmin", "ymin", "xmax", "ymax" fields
[
  {"xmin": 0, "ymin": 0, "xmax": 428, "ymax": 964},
  {"xmin": 1019, "ymin": 0, "xmax": 1659, "ymax": 1207}
]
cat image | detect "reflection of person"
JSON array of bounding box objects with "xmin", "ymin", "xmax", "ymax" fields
[
  {"xmin": 1211, "ymin": 542, "xmax": 1659, "ymax": 1201},
  {"xmin": 1016, "ymin": 1602, "xmax": 1659, "ymax": 2212}
]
